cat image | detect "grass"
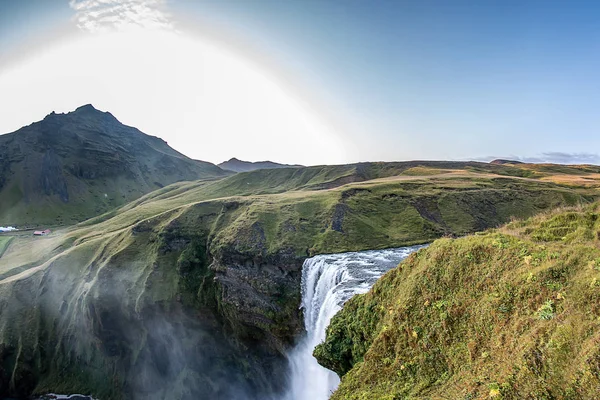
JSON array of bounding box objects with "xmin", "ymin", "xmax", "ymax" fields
[
  {"xmin": 0, "ymin": 162, "xmax": 599, "ymax": 398},
  {"xmin": 6, "ymin": 159, "xmax": 600, "ymax": 228},
  {"xmin": 315, "ymin": 203, "xmax": 600, "ymax": 400}
]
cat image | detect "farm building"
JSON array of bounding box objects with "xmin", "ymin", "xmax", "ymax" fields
[{"xmin": 33, "ymin": 229, "xmax": 51, "ymax": 236}]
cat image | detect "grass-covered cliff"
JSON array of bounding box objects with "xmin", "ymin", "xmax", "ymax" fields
[
  {"xmin": 315, "ymin": 204, "xmax": 600, "ymax": 399},
  {"xmin": 0, "ymin": 162, "xmax": 599, "ymax": 398}
]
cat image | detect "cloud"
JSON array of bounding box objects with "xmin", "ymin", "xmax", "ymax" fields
[
  {"xmin": 534, "ymin": 152, "xmax": 600, "ymax": 164},
  {"xmin": 474, "ymin": 152, "xmax": 600, "ymax": 165},
  {"xmin": 69, "ymin": 0, "xmax": 174, "ymax": 33}
]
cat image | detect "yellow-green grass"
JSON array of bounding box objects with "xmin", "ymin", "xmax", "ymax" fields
[
  {"xmin": 2, "ymin": 169, "xmax": 596, "ymax": 285},
  {"xmin": 7, "ymin": 159, "xmax": 600, "ymax": 228},
  {"xmin": 315, "ymin": 203, "xmax": 600, "ymax": 399},
  {"xmin": 401, "ymin": 166, "xmax": 458, "ymax": 176}
]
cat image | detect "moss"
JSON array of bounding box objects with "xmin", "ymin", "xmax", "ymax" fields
[
  {"xmin": 176, "ymin": 238, "xmax": 216, "ymax": 308},
  {"xmin": 315, "ymin": 204, "xmax": 600, "ymax": 399}
]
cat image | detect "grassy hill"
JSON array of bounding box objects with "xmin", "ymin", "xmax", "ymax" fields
[
  {"xmin": 0, "ymin": 105, "xmax": 228, "ymax": 226},
  {"xmin": 315, "ymin": 203, "xmax": 600, "ymax": 399},
  {"xmin": 0, "ymin": 161, "xmax": 598, "ymax": 398},
  {"xmin": 217, "ymin": 157, "xmax": 303, "ymax": 172}
]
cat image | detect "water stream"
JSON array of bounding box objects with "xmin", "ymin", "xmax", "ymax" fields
[{"xmin": 286, "ymin": 245, "xmax": 425, "ymax": 400}]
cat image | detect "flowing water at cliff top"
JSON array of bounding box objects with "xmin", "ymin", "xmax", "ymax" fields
[{"xmin": 286, "ymin": 245, "xmax": 426, "ymax": 400}]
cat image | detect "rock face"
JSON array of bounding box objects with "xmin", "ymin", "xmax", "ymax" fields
[
  {"xmin": 0, "ymin": 105, "xmax": 228, "ymax": 226},
  {"xmin": 218, "ymin": 157, "xmax": 303, "ymax": 173}
]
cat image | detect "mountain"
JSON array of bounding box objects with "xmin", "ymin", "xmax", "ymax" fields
[
  {"xmin": 315, "ymin": 204, "xmax": 600, "ymax": 399},
  {"xmin": 0, "ymin": 161, "xmax": 597, "ymax": 398},
  {"xmin": 218, "ymin": 157, "xmax": 303, "ymax": 173},
  {"xmin": 490, "ymin": 158, "xmax": 524, "ymax": 165},
  {"xmin": 0, "ymin": 105, "xmax": 228, "ymax": 226}
]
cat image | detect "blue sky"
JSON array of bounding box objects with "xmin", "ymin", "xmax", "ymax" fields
[{"xmin": 0, "ymin": 0, "xmax": 599, "ymax": 164}]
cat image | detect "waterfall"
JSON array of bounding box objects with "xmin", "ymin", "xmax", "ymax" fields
[{"xmin": 285, "ymin": 245, "xmax": 425, "ymax": 400}]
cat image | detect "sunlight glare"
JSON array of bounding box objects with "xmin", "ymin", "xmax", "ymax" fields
[{"xmin": 0, "ymin": 29, "xmax": 347, "ymax": 165}]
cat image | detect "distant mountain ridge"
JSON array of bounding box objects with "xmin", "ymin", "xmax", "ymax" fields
[
  {"xmin": 490, "ymin": 159, "xmax": 524, "ymax": 165},
  {"xmin": 218, "ymin": 157, "xmax": 303, "ymax": 173},
  {"xmin": 0, "ymin": 104, "xmax": 228, "ymax": 226}
]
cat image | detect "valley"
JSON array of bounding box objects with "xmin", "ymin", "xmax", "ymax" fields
[
  {"xmin": 0, "ymin": 149, "xmax": 598, "ymax": 398},
  {"xmin": 2, "ymin": 2, "xmax": 598, "ymax": 398}
]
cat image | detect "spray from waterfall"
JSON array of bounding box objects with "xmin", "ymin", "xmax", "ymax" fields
[{"xmin": 285, "ymin": 245, "xmax": 425, "ymax": 400}]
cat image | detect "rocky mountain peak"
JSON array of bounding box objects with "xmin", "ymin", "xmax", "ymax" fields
[
  {"xmin": 0, "ymin": 106, "xmax": 228, "ymax": 225},
  {"xmin": 72, "ymin": 103, "xmax": 118, "ymax": 122},
  {"xmin": 74, "ymin": 103, "xmax": 98, "ymax": 113},
  {"xmin": 42, "ymin": 104, "xmax": 116, "ymax": 124}
]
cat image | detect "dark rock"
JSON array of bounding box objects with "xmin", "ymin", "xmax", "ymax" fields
[
  {"xmin": 40, "ymin": 150, "xmax": 69, "ymax": 202},
  {"xmin": 410, "ymin": 196, "xmax": 447, "ymax": 226},
  {"xmin": 331, "ymin": 203, "xmax": 349, "ymax": 233}
]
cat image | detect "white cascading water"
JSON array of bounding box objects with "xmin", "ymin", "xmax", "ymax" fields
[{"xmin": 285, "ymin": 245, "xmax": 425, "ymax": 400}]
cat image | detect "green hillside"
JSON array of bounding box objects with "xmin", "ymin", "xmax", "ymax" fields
[
  {"xmin": 0, "ymin": 161, "xmax": 597, "ymax": 398},
  {"xmin": 0, "ymin": 105, "xmax": 228, "ymax": 227},
  {"xmin": 315, "ymin": 204, "xmax": 600, "ymax": 399}
]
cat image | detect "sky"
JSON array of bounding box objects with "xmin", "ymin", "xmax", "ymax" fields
[{"xmin": 0, "ymin": 0, "xmax": 599, "ymax": 165}]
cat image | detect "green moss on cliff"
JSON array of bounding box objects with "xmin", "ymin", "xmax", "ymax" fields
[{"xmin": 315, "ymin": 204, "xmax": 600, "ymax": 399}]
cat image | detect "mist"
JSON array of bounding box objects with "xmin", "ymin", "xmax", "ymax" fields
[{"xmin": 0, "ymin": 229, "xmax": 286, "ymax": 400}]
